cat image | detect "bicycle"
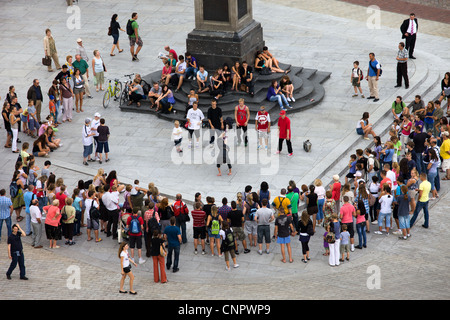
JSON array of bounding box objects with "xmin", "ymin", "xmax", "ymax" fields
[
  {"xmin": 102, "ymin": 78, "xmax": 122, "ymax": 108},
  {"xmin": 119, "ymin": 73, "xmax": 135, "ymax": 106}
]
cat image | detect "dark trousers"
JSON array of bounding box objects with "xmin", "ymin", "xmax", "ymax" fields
[
  {"xmin": 7, "ymin": 251, "xmax": 26, "ymax": 278},
  {"xmin": 130, "ymin": 91, "xmax": 143, "ymax": 103},
  {"xmin": 209, "ymin": 128, "xmax": 222, "ymax": 144},
  {"xmin": 396, "ymin": 62, "xmax": 409, "ymax": 87},
  {"xmin": 236, "ymin": 125, "xmax": 248, "ymax": 145},
  {"xmin": 166, "ymin": 245, "xmax": 180, "ymax": 270},
  {"xmin": 175, "ymin": 216, "xmax": 187, "ymax": 244},
  {"xmin": 278, "ymin": 138, "xmax": 293, "ymax": 154},
  {"xmin": 405, "ymin": 34, "xmax": 416, "ymax": 57},
  {"xmin": 106, "ymin": 209, "xmax": 119, "ymax": 238}
]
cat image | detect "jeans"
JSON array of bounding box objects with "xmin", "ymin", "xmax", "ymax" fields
[
  {"xmin": 378, "ymin": 212, "xmax": 391, "ymax": 228},
  {"xmin": 427, "ymin": 171, "xmax": 437, "ymax": 191},
  {"xmin": 356, "ymin": 222, "xmax": 366, "ymax": 247},
  {"xmin": 317, "ymin": 199, "xmax": 325, "ymax": 221},
  {"xmin": 175, "ymin": 216, "xmax": 187, "ymax": 244},
  {"xmin": 410, "ymin": 201, "xmax": 429, "ymax": 228},
  {"xmin": 166, "ymin": 245, "xmax": 180, "ymax": 270},
  {"xmin": 185, "ymin": 67, "xmax": 198, "ymax": 79},
  {"xmin": 0, "ymin": 216, "xmax": 12, "ymax": 241},
  {"xmin": 415, "ymin": 152, "xmax": 426, "ymax": 174},
  {"xmin": 269, "ymin": 94, "xmax": 289, "ymax": 109},
  {"xmin": 6, "ymin": 250, "xmax": 26, "ymax": 278},
  {"xmin": 434, "ymin": 170, "xmax": 440, "ymax": 192},
  {"xmin": 25, "ymin": 211, "xmax": 31, "ymax": 235}
]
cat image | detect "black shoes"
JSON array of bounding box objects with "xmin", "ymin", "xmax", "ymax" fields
[{"xmin": 367, "ymin": 96, "xmax": 375, "ymax": 99}]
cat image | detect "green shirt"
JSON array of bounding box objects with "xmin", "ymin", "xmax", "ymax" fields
[
  {"xmin": 286, "ymin": 192, "xmax": 299, "ymax": 214},
  {"xmin": 392, "ymin": 101, "xmax": 405, "ymax": 115},
  {"xmin": 129, "ymin": 20, "xmax": 139, "ymax": 38},
  {"xmin": 72, "ymin": 59, "xmax": 89, "ymax": 75}
]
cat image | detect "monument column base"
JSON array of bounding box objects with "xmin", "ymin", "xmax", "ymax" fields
[{"xmin": 186, "ymin": 20, "xmax": 264, "ymax": 70}]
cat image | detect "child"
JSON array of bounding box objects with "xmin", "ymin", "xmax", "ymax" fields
[
  {"xmin": 339, "ymin": 224, "xmax": 350, "ymax": 262},
  {"xmin": 48, "ymin": 95, "xmax": 57, "ymax": 127},
  {"xmin": 220, "ymin": 221, "xmax": 239, "ymax": 271},
  {"xmin": 41, "ymin": 160, "xmax": 52, "ymax": 178},
  {"xmin": 186, "ymin": 89, "xmax": 198, "ymax": 116},
  {"xmin": 20, "ymin": 102, "xmax": 29, "ymax": 135},
  {"xmin": 351, "ymin": 61, "xmax": 365, "ymax": 98},
  {"xmin": 172, "ymin": 120, "xmax": 183, "ymax": 153},
  {"xmin": 323, "ymin": 224, "xmax": 330, "ymax": 256},
  {"xmin": 391, "ymin": 119, "xmax": 401, "ymax": 136},
  {"xmin": 391, "ymin": 135, "xmax": 402, "ymax": 163},
  {"xmin": 345, "ymin": 154, "xmax": 357, "ymax": 184}
]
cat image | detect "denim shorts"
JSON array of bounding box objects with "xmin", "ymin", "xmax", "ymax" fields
[
  {"xmin": 207, "ymin": 228, "xmax": 221, "ymax": 239},
  {"xmin": 83, "ymin": 144, "xmax": 93, "ymax": 158},
  {"xmin": 356, "ymin": 127, "xmax": 364, "ymax": 135},
  {"xmin": 378, "ymin": 212, "xmax": 391, "ymax": 228},
  {"xmin": 257, "ymin": 225, "xmax": 271, "ymax": 244},
  {"xmin": 398, "ymin": 215, "xmax": 410, "ymax": 230},
  {"xmin": 277, "ymin": 236, "xmax": 291, "ymax": 244}
]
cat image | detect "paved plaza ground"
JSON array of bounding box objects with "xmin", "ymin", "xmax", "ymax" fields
[{"xmin": 0, "ymin": 0, "xmax": 449, "ymax": 301}]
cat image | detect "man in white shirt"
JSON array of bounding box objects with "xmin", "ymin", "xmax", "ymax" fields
[
  {"xmin": 105, "ymin": 185, "xmax": 121, "ymax": 239},
  {"xmin": 30, "ymin": 199, "xmax": 43, "ymax": 249},
  {"xmin": 384, "ymin": 164, "xmax": 396, "ymax": 190},
  {"xmin": 186, "ymin": 101, "xmax": 204, "ymax": 148},
  {"xmin": 91, "ymin": 112, "xmax": 101, "ymax": 160},
  {"xmin": 82, "ymin": 118, "xmax": 96, "ymax": 165},
  {"xmin": 400, "ymin": 13, "xmax": 418, "ymax": 59},
  {"xmin": 76, "ymin": 38, "xmax": 89, "ymax": 62},
  {"xmin": 174, "ymin": 55, "xmax": 187, "ymax": 93}
]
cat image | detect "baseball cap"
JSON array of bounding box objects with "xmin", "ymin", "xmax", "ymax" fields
[
  {"xmin": 49, "ymin": 95, "xmax": 54, "ymax": 100},
  {"xmin": 85, "ymin": 118, "xmax": 91, "ymax": 124},
  {"xmin": 444, "ymin": 131, "xmax": 449, "ymax": 136},
  {"xmin": 279, "ymin": 110, "xmax": 286, "ymax": 115},
  {"xmin": 94, "ymin": 112, "xmax": 101, "ymax": 118}
]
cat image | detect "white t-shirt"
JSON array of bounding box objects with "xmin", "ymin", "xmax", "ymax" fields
[
  {"xmin": 386, "ymin": 170, "xmax": 397, "ymax": 188},
  {"xmin": 91, "ymin": 119, "xmax": 101, "ymax": 137},
  {"xmin": 84, "ymin": 198, "xmax": 98, "ymax": 220},
  {"xmin": 82, "ymin": 125, "xmax": 93, "ymax": 146},
  {"xmin": 172, "ymin": 127, "xmax": 182, "ymax": 141},
  {"xmin": 379, "ymin": 194, "xmax": 394, "ymax": 213},
  {"xmin": 219, "ymin": 227, "xmax": 233, "ymax": 240},
  {"xmin": 30, "ymin": 205, "xmax": 42, "ymax": 224},
  {"xmin": 176, "ymin": 61, "xmax": 186, "ymax": 74},
  {"xmin": 315, "ymin": 186, "xmax": 326, "ymax": 200},
  {"xmin": 186, "ymin": 108, "xmax": 204, "ymax": 130},
  {"xmin": 120, "ymin": 250, "xmax": 130, "ymax": 268}
]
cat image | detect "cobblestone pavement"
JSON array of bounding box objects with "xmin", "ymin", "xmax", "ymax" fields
[{"xmin": 0, "ymin": 0, "xmax": 449, "ymax": 300}]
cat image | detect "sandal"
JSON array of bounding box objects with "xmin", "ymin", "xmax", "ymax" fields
[
  {"xmin": 110, "ymin": 54, "xmax": 115, "ymax": 56},
  {"xmin": 17, "ymin": 216, "xmax": 24, "ymax": 222},
  {"xmin": 96, "ymin": 238, "xmax": 102, "ymax": 242}
]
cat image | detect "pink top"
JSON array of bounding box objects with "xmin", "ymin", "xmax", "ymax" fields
[
  {"xmin": 340, "ymin": 203, "xmax": 355, "ymax": 224},
  {"xmin": 43, "ymin": 205, "xmax": 61, "ymax": 227},
  {"xmin": 356, "ymin": 212, "xmax": 366, "ymax": 224}
]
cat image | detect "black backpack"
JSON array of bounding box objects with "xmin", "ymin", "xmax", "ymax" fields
[
  {"xmin": 221, "ymin": 229, "xmax": 235, "ymax": 251},
  {"xmin": 89, "ymin": 200, "xmax": 100, "ymax": 221},
  {"xmin": 126, "ymin": 19, "xmax": 134, "ymax": 36},
  {"xmin": 147, "ymin": 211, "xmax": 160, "ymax": 234}
]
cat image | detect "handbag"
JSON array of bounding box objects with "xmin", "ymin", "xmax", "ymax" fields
[
  {"xmin": 42, "ymin": 56, "xmax": 52, "ymax": 66},
  {"xmin": 160, "ymin": 243, "xmax": 167, "ymax": 257},
  {"xmin": 61, "ymin": 205, "xmax": 68, "ymax": 221},
  {"xmin": 260, "ymin": 66, "xmax": 271, "ymax": 75},
  {"xmin": 107, "ymin": 27, "xmax": 112, "ymax": 36}
]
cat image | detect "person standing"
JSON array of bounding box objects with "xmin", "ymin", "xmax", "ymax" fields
[
  {"xmin": 126, "ymin": 210, "xmax": 146, "ymax": 264},
  {"xmin": 409, "ymin": 173, "xmax": 431, "ymax": 229},
  {"xmin": 76, "ymin": 38, "xmax": 89, "ymax": 63},
  {"xmin": 275, "ymin": 110, "xmax": 293, "ymax": 156},
  {"xmin": 395, "ymin": 42, "xmax": 409, "ymax": 89},
  {"xmin": 29, "ymin": 198, "xmax": 43, "ymax": 248},
  {"xmin": 82, "ymin": 118, "xmax": 96, "ymax": 166},
  {"xmin": 255, "ymin": 106, "xmax": 271, "ymax": 150},
  {"xmin": 186, "ymin": 101, "xmax": 204, "ymax": 149},
  {"xmin": 191, "ymin": 202, "xmax": 207, "ymax": 255},
  {"xmin": 235, "ymin": 98, "xmax": 250, "ymax": 147},
  {"xmin": 6, "ymin": 224, "xmax": 28, "ymax": 280},
  {"xmin": 0, "ymin": 189, "xmax": 13, "ymax": 243},
  {"xmin": 207, "ymin": 99, "xmax": 223, "ymax": 146},
  {"xmin": 400, "ymin": 13, "xmax": 418, "ymax": 59},
  {"xmin": 109, "ymin": 14, "xmax": 125, "ymax": 56},
  {"xmin": 274, "ymin": 208, "xmax": 296, "ymax": 263},
  {"xmin": 366, "ymin": 53, "xmax": 381, "ymax": 102},
  {"xmin": 255, "ymin": 199, "xmax": 274, "ymax": 255},
  {"xmin": 440, "ymin": 131, "xmax": 450, "ymax": 181},
  {"xmin": 96, "ymin": 118, "xmax": 110, "ymax": 164},
  {"xmin": 150, "ymin": 230, "xmax": 167, "ymax": 283},
  {"xmin": 72, "ymin": 54, "xmax": 93, "ymax": 99},
  {"xmin": 172, "ymin": 194, "xmax": 189, "ymax": 244},
  {"xmin": 43, "ymin": 29, "xmax": 61, "ymax": 72},
  {"xmin": 127, "ymin": 12, "xmax": 143, "ymax": 62},
  {"xmin": 59, "ymin": 77, "xmax": 74, "ymax": 122},
  {"xmin": 92, "ymin": 50, "xmax": 106, "ymax": 92},
  {"xmin": 27, "ymin": 79, "xmax": 43, "ymax": 123},
  {"xmin": 164, "ymin": 216, "xmax": 182, "ymax": 273}
]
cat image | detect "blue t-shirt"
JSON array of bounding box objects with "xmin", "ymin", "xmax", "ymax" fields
[
  {"xmin": 383, "ymin": 149, "xmax": 394, "ymax": 162},
  {"xmin": 340, "ymin": 231, "xmax": 350, "ymax": 244},
  {"xmin": 349, "ymin": 160, "xmax": 357, "ymax": 174},
  {"xmin": 368, "ymin": 59, "xmax": 380, "ymax": 77},
  {"xmin": 23, "ymin": 191, "xmax": 35, "ymax": 214},
  {"xmin": 164, "ymin": 225, "xmax": 181, "ymax": 247}
]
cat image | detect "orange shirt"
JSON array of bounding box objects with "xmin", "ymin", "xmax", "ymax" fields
[{"xmin": 43, "ymin": 205, "xmax": 61, "ymax": 227}]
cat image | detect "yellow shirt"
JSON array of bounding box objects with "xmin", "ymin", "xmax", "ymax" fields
[
  {"xmin": 440, "ymin": 139, "xmax": 450, "ymax": 160},
  {"xmin": 418, "ymin": 180, "xmax": 431, "ymax": 203},
  {"xmin": 272, "ymin": 196, "xmax": 291, "ymax": 214}
]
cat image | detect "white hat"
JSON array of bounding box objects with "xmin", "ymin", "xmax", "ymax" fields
[
  {"xmin": 77, "ymin": 38, "xmax": 82, "ymax": 42},
  {"xmin": 94, "ymin": 112, "xmax": 101, "ymax": 118}
]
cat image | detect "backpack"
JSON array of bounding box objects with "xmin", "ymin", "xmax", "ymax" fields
[
  {"xmin": 369, "ymin": 60, "xmax": 383, "ymax": 77},
  {"xmin": 357, "ymin": 68, "xmax": 364, "ymax": 81},
  {"xmin": 211, "ymin": 217, "xmax": 220, "ymax": 235},
  {"xmin": 130, "ymin": 215, "xmax": 141, "ymax": 234},
  {"xmin": 373, "ymin": 157, "xmax": 380, "ymax": 172},
  {"xmin": 126, "ymin": 19, "xmax": 134, "ymax": 36},
  {"xmin": 61, "ymin": 205, "xmax": 68, "ymax": 221},
  {"xmin": 306, "ymin": 220, "xmax": 314, "ymax": 236},
  {"xmin": 222, "ymin": 229, "xmax": 235, "ymax": 251},
  {"xmin": 10, "ymin": 181, "xmax": 19, "ymax": 198},
  {"xmin": 89, "ymin": 200, "xmax": 100, "ymax": 221},
  {"xmin": 147, "ymin": 211, "xmax": 160, "ymax": 233},
  {"xmin": 276, "ymin": 197, "xmax": 286, "ymax": 216},
  {"xmin": 247, "ymin": 202, "xmax": 257, "ymax": 221}
]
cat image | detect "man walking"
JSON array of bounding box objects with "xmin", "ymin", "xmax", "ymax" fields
[
  {"xmin": 366, "ymin": 53, "xmax": 381, "ymax": 102},
  {"xmin": 27, "ymin": 79, "xmax": 43, "ymax": 123},
  {"xmin": 400, "ymin": 13, "xmax": 418, "ymax": 59},
  {"xmin": 128, "ymin": 12, "xmax": 143, "ymax": 62},
  {"xmin": 395, "ymin": 42, "xmax": 409, "ymax": 89},
  {"xmin": 6, "ymin": 224, "xmax": 28, "ymax": 280},
  {"xmin": 0, "ymin": 189, "xmax": 13, "ymax": 243},
  {"xmin": 275, "ymin": 110, "xmax": 293, "ymax": 156},
  {"xmin": 73, "ymin": 54, "xmax": 93, "ymax": 98}
]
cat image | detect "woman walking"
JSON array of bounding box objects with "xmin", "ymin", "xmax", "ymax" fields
[
  {"xmin": 109, "ymin": 14, "xmax": 125, "ymax": 56},
  {"xmin": 119, "ymin": 242, "xmax": 137, "ymax": 294}
]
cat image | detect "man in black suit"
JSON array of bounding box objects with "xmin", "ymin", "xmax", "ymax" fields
[{"xmin": 400, "ymin": 13, "xmax": 418, "ymax": 59}]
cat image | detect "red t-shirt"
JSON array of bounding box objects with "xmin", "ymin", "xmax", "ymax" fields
[
  {"xmin": 55, "ymin": 193, "xmax": 67, "ymax": 210},
  {"xmin": 191, "ymin": 210, "xmax": 206, "ymax": 228},
  {"xmin": 340, "ymin": 203, "xmax": 355, "ymax": 224},
  {"xmin": 278, "ymin": 116, "xmax": 291, "ymax": 139},
  {"xmin": 331, "ymin": 182, "xmax": 341, "ymax": 201},
  {"xmin": 236, "ymin": 105, "xmax": 248, "ymax": 126},
  {"xmin": 256, "ymin": 111, "xmax": 270, "ymax": 132},
  {"xmin": 127, "ymin": 215, "xmax": 144, "ymax": 236}
]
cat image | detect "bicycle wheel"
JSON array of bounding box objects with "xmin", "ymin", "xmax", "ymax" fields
[
  {"xmin": 103, "ymin": 90, "xmax": 111, "ymax": 108},
  {"xmin": 119, "ymin": 90, "xmax": 128, "ymax": 106},
  {"xmin": 113, "ymin": 81, "xmax": 122, "ymax": 100}
]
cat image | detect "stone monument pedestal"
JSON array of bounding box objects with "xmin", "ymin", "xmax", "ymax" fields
[{"xmin": 186, "ymin": 0, "xmax": 264, "ymax": 69}]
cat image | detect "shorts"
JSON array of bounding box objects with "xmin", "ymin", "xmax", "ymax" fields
[
  {"xmin": 87, "ymin": 218, "xmax": 99, "ymax": 230},
  {"xmin": 112, "ymin": 33, "xmax": 119, "ymax": 45},
  {"xmin": 224, "ymin": 249, "xmax": 236, "ymax": 262},
  {"xmin": 73, "ymin": 87, "xmax": 84, "ymax": 95},
  {"xmin": 352, "ymin": 77, "xmax": 361, "ymax": 87},
  {"xmin": 45, "ymin": 224, "xmax": 59, "ymax": 240},
  {"xmin": 378, "ymin": 212, "xmax": 391, "ymax": 228},
  {"xmin": 193, "ymin": 226, "xmax": 206, "ymax": 239},
  {"xmin": 129, "ymin": 36, "xmax": 143, "ymax": 47},
  {"xmin": 174, "ymin": 138, "xmax": 182, "ymax": 146},
  {"xmin": 208, "ymin": 228, "xmax": 221, "ymax": 239},
  {"xmin": 277, "ymin": 236, "xmax": 291, "ymax": 244},
  {"xmin": 258, "ymin": 131, "xmax": 269, "ymax": 140},
  {"xmin": 244, "ymin": 220, "xmax": 258, "ymax": 235},
  {"xmin": 123, "ymin": 266, "xmax": 131, "ymax": 274},
  {"xmin": 257, "ymin": 225, "xmax": 271, "ymax": 244},
  {"xmin": 232, "ymin": 226, "xmax": 246, "ymax": 241},
  {"xmin": 96, "ymin": 141, "xmax": 109, "ymax": 153},
  {"xmin": 408, "ymin": 189, "xmax": 417, "ymax": 201},
  {"xmin": 398, "ymin": 215, "xmax": 410, "ymax": 230},
  {"xmin": 442, "ymin": 158, "xmax": 450, "ymax": 171},
  {"xmin": 83, "ymin": 144, "xmax": 93, "ymax": 158},
  {"xmin": 356, "ymin": 127, "xmax": 364, "ymax": 135},
  {"xmin": 340, "ymin": 243, "xmax": 350, "ymax": 253},
  {"xmin": 20, "ymin": 115, "xmax": 28, "ymax": 123},
  {"xmin": 129, "ymin": 235, "xmax": 142, "ymax": 249}
]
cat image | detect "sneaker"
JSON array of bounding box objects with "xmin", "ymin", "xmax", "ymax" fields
[
  {"xmin": 371, "ymin": 221, "xmax": 378, "ymax": 225},
  {"xmin": 83, "ymin": 161, "xmax": 88, "ymax": 166},
  {"xmin": 243, "ymin": 249, "xmax": 250, "ymax": 254},
  {"xmin": 374, "ymin": 231, "xmax": 383, "ymax": 235},
  {"xmin": 398, "ymin": 236, "xmax": 407, "ymax": 240},
  {"xmin": 291, "ymin": 97, "xmax": 295, "ymax": 102},
  {"xmin": 188, "ymin": 143, "xmax": 192, "ymax": 149},
  {"xmin": 194, "ymin": 249, "xmax": 198, "ymax": 255},
  {"xmin": 265, "ymin": 249, "xmax": 270, "ymax": 254},
  {"xmin": 274, "ymin": 150, "xmax": 281, "ymax": 155},
  {"xmin": 288, "ymin": 153, "xmax": 293, "ymax": 157},
  {"xmin": 392, "ymin": 230, "xmax": 402, "ymax": 235},
  {"xmin": 352, "ymin": 94, "xmax": 358, "ymax": 97},
  {"xmin": 257, "ymin": 145, "xmax": 261, "ymax": 150},
  {"xmin": 287, "ymin": 97, "xmax": 291, "ymax": 102},
  {"xmin": 195, "ymin": 142, "xmax": 199, "ymax": 148},
  {"xmin": 258, "ymin": 250, "xmax": 263, "ymax": 255},
  {"xmin": 193, "ymin": 76, "xmax": 196, "ymax": 81},
  {"xmin": 361, "ymin": 95, "xmax": 365, "ymax": 98},
  {"xmin": 202, "ymin": 250, "xmax": 206, "ymax": 255},
  {"xmin": 225, "ymin": 266, "xmax": 230, "ymax": 271},
  {"xmin": 233, "ymin": 264, "xmax": 239, "ymax": 268},
  {"xmin": 133, "ymin": 55, "xmax": 139, "ymax": 62},
  {"xmin": 287, "ymin": 105, "xmax": 293, "ymax": 109},
  {"xmin": 139, "ymin": 258, "xmax": 146, "ymax": 264}
]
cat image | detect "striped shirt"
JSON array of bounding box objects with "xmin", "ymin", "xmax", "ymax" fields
[
  {"xmin": 0, "ymin": 196, "xmax": 13, "ymax": 219},
  {"xmin": 191, "ymin": 210, "xmax": 206, "ymax": 228},
  {"xmin": 397, "ymin": 48, "xmax": 409, "ymax": 63}
]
